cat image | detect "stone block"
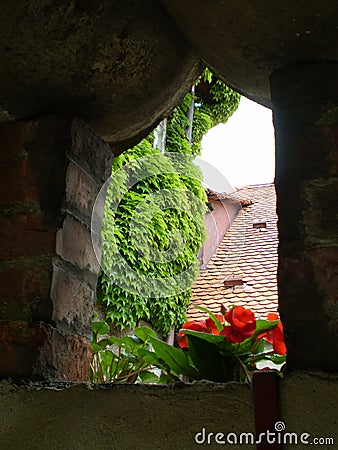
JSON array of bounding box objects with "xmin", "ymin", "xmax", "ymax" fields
[
  {"xmin": 51, "ymin": 263, "xmax": 95, "ymax": 336},
  {"xmin": 56, "ymin": 216, "xmax": 100, "ymax": 274},
  {"xmin": 70, "ymin": 118, "xmax": 113, "ymax": 184},
  {"xmin": 36, "ymin": 329, "xmax": 92, "ymax": 382},
  {"xmin": 56, "ymin": 215, "xmax": 100, "ymax": 274},
  {"xmin": 302, "ymin": 178, "xmax": 338, "ymax": 245},
  {"xmin": 65, "ymin": 162, "xmax": 101, "ymax": 222}
]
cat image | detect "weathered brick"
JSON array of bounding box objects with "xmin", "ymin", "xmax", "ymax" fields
[
  {"xmin": 0, "ymin": 160, "xmax": 38, "ymax": 204},
  {"xmin": 0, "ymin": 264, "xmax": 53, "ymax": 321},
  {"xmin": 56, "ymin": 215, "xmax": 100, "ymax": 274},
  {"xmin": 0, "ymin": 116, "xmax": 108, "ymax": 381},
  {"xmin": 51, "ymin": 263, "xmax": 95, "ymax": 336},
  {"xmin": 70, "ymin": 118, "xmax": 114, "ymax": 184},
  {"xmin": 0, "ymin": 121, "xmax": 35, "ymax": 163},
  {"xmin": 65, "ymin": 162, "xmax": 100, "ymax": 221},
  {"xmin": 11, "ymin": 115, "xmax": 69, "ymax": 220},
  {"xmin": 0, "ymin": 212, "xmax": 56, "ymax": 260},
  {"xmin": 0, "ymin": 320, "xmax": 52, "ymax": 379},
  {"xmin": 36, "ymin": 329, "xmax": 92, "ymax": 381}
]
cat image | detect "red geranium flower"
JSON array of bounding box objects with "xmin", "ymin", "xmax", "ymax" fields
[
  {"xmin": 176, "ymin": 320, "xmax": 208, "ymax": 348},
  {"xmin": 205, "ymin": 314, "xmax": 224, "ymax": 335},
  {"xmin": 264, "ymin": 313, "xmax": 287, "ymax": 356},
  {"xmin": 220, "ymin": 306, "xmax": 256, "ymax": 343},
  {"xmin": 176, "ymin": 314, "xmax": 223, "ymax": 348}
]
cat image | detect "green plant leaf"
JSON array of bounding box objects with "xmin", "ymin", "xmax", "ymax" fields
[
  {"xmin": 92, "ymin": 321, "xmax": 109, "ymax": 336},
  {"xmin": 187, "ymin": 334, "xmax": 229, "ymax": 382},
  {"xmin": 149, "ymin": 337, "xmax": 198, "ymax": 379},
  {"xmin": 122, "ymin": 335, "xmax": 143, "ymax": 347},
  {"xmin": 266, "ymin": 354, "xmax": 287, "ymax": 364},
  {"xmin": 135, "ymin": 348, "xmax": 159, "ymax": 365},
  {"xmin": 95, "ymin": 338, "xmax": 109, "ymax": 350},
  {"xmin": 134, "ymin": 326, "xmax": 156, "ymax": 342},
  {"xmin": 195, "ymin": 305, "xmax": 224, "ymax": 332},
  {"xmin": 108, "ymin": 336, "xmax": 123, "ymax": 346},
  {"xmin": 183, "ymin": 330, "xmax": 225, "ymax": 344},
  {"xmin": 92, "ymin": 343, "xmax": 103, "ymax": 354},
  {"xmin": 250, "ymin": 319, "xmax": 280, "ymax": 341},
  {"xmin": 138, "ymin": 371, "xmax": 160, "ymax": 384}
]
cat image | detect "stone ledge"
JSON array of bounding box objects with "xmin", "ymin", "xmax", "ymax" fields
[{"xmin": 0, "ymin": 372, "xmax": 336, "ymax": 450}]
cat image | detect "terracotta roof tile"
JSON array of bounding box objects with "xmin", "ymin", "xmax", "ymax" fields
[{"xmin": 187, "ymin": 184, "xmax": 279, "ymax": 321}]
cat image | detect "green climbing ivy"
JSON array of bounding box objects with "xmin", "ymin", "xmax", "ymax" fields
[
  {"xmin": 97, "ymin": 70, "xmax": 240, "ymax": 336},
  {"xmin": 166, "ymin": 68, "xmax": 241, "ymax": 156},
  {"xmin": 98, "ymin": 140, "xmax": 207, "ymax": 336}
]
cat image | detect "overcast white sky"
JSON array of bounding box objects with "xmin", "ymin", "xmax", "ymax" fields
[{"xmin": 195, "ymin": 96, "xmax": 275, "ymax": 193}]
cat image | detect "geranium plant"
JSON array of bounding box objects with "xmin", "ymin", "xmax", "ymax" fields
[
  {"xmin": 149, "ymin": 305, "xmax": 287, "ymax": 383},
  {"xmin": 90, "ymin": 305, "xmax": 286, "ymax": 384}
]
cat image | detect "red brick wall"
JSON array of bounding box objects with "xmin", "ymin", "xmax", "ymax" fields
[{"xmin": 0, "ymin": 116, "xmax": 113, "ymax": 380}]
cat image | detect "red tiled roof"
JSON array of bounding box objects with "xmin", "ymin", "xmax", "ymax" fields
[
  {"xmin": 206, "ymin": 188, "xmax": 253, "ymax": 207},
  {"xmin": 187, "ymin": 183, "xmax": 278, "ymax": 321}
]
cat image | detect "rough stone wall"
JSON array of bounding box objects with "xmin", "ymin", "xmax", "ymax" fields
[
  {"xmin": 271, "ymin": 62, "xmax": 338, "ymax": 372},
  {"xmin": 0, "ymin": 380, "xmax": 254, "ymax": 450},
  {"xmin": 0, "ymin": 0, "xmax": 202, "ymax": 147},
  {"xmin": 0, "ymin": 116, "xmax": 113, "ymax": 381},
  {"xmin": 0, "ymin": 372, "xmax": 336, "ymax": 450}
]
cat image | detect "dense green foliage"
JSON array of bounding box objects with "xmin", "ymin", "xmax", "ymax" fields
[
  {"xmin": 98, "ymin": 140, "xmax": 207, "ymax": 336},
  {"xmin": 166, "ymin": 69, "xmax": 240, "ymax": 156},
  {"xmin": 97, "ymin": 70, "xmax": 240, "ymax": 336}
]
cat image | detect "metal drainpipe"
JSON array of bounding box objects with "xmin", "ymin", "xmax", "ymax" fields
[
  {"xmin": 153, "ymin": 118, "xmax": 167, "ymax": 154},
  {"xmin": 186, "ymin": 84, "xmax": 195, "ymax": 145}
]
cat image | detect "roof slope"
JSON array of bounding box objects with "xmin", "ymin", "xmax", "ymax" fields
[{"xmin": 187, "ymin": 183, "xmax": 278, "ymax": 321}]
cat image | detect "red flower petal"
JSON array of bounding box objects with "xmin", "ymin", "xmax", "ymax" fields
[
  {"xmin": 182, "ymin": 320, "xmax": 208, "ymax": 333},
  {"xmin": 267, "ymin": 313, "xmax": 279, "ymax": 321},
  {"xmin": 205, "ymin": 314, "xmax": 223, "ymax": 334},
  {"xmin": 224, "ymin": 306, "xmax": 256, "ymax": 340},
  {"xmin": 264, "ymin": 313, "xmax": 287, "ymax": 355},
  {"xmin": 177, "ymin": 319, "xmax": 209, "ymax": 348},
  {"xmin": 221, "ymin": 325, "xmax": 251, "ymax": 343},
  {"xmin": 176, "ymin": 332, "xmax": 188, "ymax": 349}
]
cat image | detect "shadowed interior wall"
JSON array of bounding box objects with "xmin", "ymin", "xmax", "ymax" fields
[
  {"xmin": 0, "ymin": 2, "xmax": 337, "ymax": 449},
  {"xmin": 272, "ymin": 62, "xmax": 338, "ymax": 372},
  {"xmin": 0, "ymin": 117, "xmax": 113, "ymax": 380}
]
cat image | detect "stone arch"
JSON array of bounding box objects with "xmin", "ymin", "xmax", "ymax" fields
[{"xmin": 0, "ymin": 0, "xmax": 337, "ymax": 381}]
